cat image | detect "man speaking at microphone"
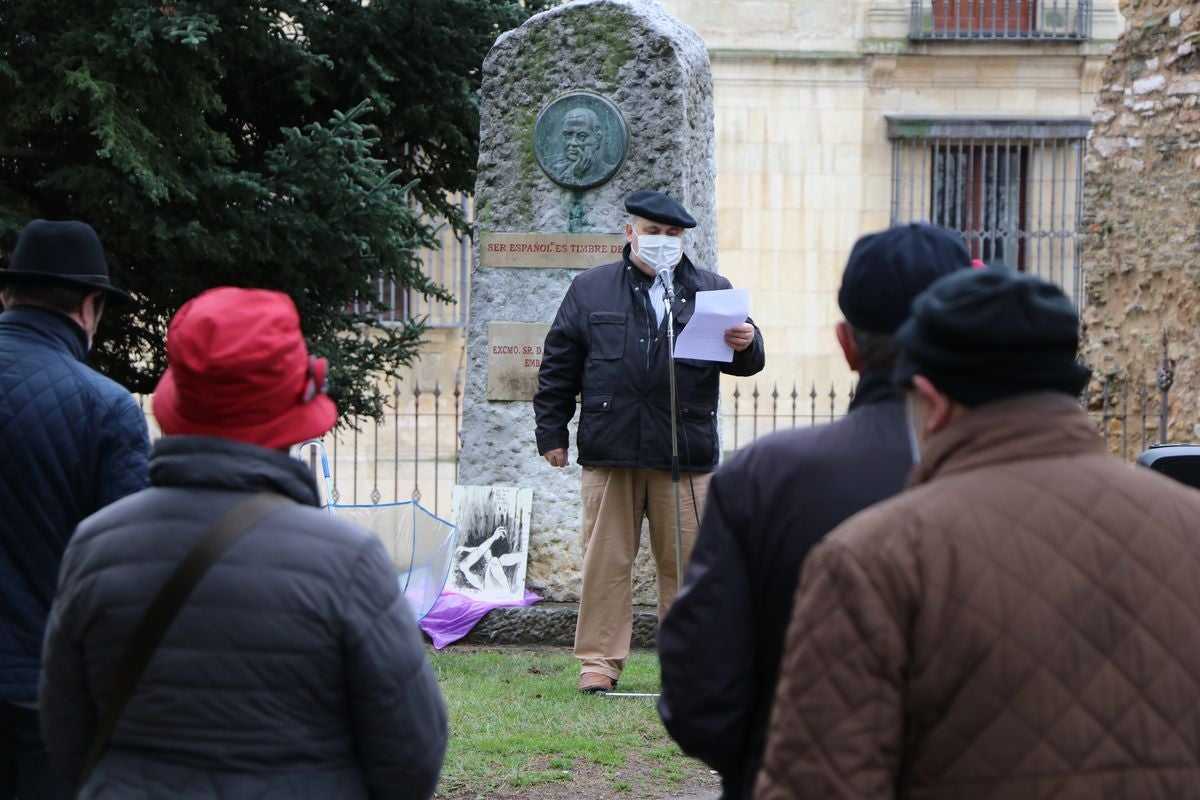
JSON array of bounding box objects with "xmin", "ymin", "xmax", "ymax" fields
[{"xmin": 535, "ymin": 190, "xmax": 765, "ymax": 694}]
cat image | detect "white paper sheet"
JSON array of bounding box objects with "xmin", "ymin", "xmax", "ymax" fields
[{"xmin": 673, "ymin": 288, "xmax": 750, "ymax": 363}]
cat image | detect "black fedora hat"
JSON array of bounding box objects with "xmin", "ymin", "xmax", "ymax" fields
[{"xmin": 1, "ymin": 220, "xmax": 131, "ymax": 304}]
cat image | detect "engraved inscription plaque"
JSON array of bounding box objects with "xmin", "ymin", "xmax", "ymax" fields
[
  {"xmin": 486, "ymin": 322, "xmax": 553, "ymax": 402},
  {"xmin": 479, "ymin": 233, "xmax": 626, "ymax": 269}
]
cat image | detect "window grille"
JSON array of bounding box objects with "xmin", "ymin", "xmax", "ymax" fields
[
  {"xmin": 357, "ymin": 195, "xmax": 472, "ymax": 328},
  {"xmin": 909, "ymin": 0, "xmax": 1093, "ymax": 41},
  {"xmin": 888, "ymin": 117, "xmax": 1089, "ymax": 307}
]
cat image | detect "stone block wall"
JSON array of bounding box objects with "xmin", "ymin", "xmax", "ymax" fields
[{"xmin": 1081, "ymin": 2, "xmax": 1200, "ymax": 442}]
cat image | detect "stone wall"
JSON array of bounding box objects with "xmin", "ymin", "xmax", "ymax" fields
[{"xmin": 1081, "ymin": 2, "xmax": 1200, "ymax": 442}]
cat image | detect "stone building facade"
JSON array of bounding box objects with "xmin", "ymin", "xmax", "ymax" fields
[
  {"xmin": 659, "ymin": 0, "xmax": 1124, "ymax": 397},
  {"xmin": 1081, "ymin": 1, "xmax": 1199, "ymax": 442}
]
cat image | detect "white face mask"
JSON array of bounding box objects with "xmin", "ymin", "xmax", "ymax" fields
[
  {"xmin": 633, "ymin": 232, "xmax": 683, "ymax": 274},
  {"xmin": 904, "ymin": 395, "xmax": 925, "ymax": 464},
  {"xmin": 906, "ymin": 419, "xmax": 921, "ymax": 465}
]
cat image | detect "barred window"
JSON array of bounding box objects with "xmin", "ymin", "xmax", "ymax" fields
[
  {"xmin": 909, "ymin": 0, "xmax": 1093, "ymax": 41},
  {"xmin": 356, "ymin": 195, "xmax": 472, "ymax": 328},
  {"xmin": 888, "ymin": 117, "xmax": 1089, "ymax": 306}
]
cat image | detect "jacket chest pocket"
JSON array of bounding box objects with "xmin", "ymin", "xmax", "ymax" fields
[{"xmin": 588, "ymin": 312, "xmax": 626, "ymax": 360}]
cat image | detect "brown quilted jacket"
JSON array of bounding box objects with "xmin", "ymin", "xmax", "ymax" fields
[{"xmin": 756, "ymin": 392, "xmax": 1200, "ymax": 800}]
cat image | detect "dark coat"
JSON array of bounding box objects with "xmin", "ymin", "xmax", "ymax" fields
[
  {"xmin": 0, "ymin": 306, "xmax": 149, "ymax": 703},
  {"xmin": 534, "ymin": 248, "xmax": 764, "ymax": 471},
  {"xmin": 657, "ymin": 368, "xmax": 913, "ymax": 799},
  {"xmin": 757, "ymin": 394, "xmax": 1200, "ymax": 800},
  {"xmin": 40, "ymin": 437, "xmax": 448, "ymax": 800}
]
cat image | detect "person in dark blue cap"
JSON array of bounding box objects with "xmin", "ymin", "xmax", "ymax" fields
[
  {"xmin": 657, "ymin": 222, "xmax": 971, "ymax": 799},
  {"xmin": 757, "ymin": 268, "xmax": 1200, "ymax": 799},
  {"xmin": 534, "ymin": 190, "xmax": 765, "ymax": 694},
  {"xmin": 0, "ymin": 220, "xmax": 149, "ymax": 799}
]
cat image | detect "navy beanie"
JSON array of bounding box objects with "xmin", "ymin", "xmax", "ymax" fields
[
  {"xmin": 893, "ymin": 268, "xmax": 1091, "ymax": 407},
  {"xmin": 624, "ymin": 190, "xmax": 697, "ymax": 228},
  {"xmin": 837, "ymin": 222, "xmax": 972, "ymax": 334}
]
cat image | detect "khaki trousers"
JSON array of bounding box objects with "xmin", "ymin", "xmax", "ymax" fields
[{"xmin": 574, "ymin": 466, "xmax": 710, "ymax": 680}]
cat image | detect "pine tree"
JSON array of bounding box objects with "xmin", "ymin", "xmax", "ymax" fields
[{"xmin": 0, "ymin": 0, "xmax": 545, "ymax": 417}]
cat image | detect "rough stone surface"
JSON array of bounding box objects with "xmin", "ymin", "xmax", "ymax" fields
[
  {"xmin": 462, "ymin": 603, "xmax": 659, "ymax": 648},
  {"xmin": 1082, "ymin": 1, "xmax": 1200, "ymax": 445},
  {"xmin": 462, "ymin": 0, "xmax": 716, "ymax": 602}
]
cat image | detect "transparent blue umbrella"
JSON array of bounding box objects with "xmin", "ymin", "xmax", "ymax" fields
[
  {"xmin": 332, "ymin": 501, "xmax": 457, "ymax": 622},
  {"xmin": 292, "ymin": 441, "xmax": 456, "ymax": 622}
]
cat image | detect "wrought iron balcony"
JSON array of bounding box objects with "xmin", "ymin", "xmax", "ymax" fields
[{"xmin": 910, "ymin": 0, "xmax": 1092, "ymax": 41}]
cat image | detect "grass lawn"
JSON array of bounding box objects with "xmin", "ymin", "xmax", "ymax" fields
[{"xmin": 429, "ymin": 646, "xmax": 719, "ymax": 800}]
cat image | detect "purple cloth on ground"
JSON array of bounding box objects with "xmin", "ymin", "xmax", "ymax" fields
[{"xmin": 418, "ymin": 589, "xmax": 542, "ymax": 649}]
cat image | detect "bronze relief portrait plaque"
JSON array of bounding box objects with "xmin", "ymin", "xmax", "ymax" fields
[{"xmin": 534, "ymin": 92, "xmax": 628, "ymax": 190}]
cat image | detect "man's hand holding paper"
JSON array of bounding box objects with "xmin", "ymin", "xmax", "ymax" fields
[{"xmin": 674, "ymin": 287, "xmax": 752, "ymax": 362}]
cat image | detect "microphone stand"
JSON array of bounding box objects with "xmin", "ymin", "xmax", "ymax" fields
[{"xmin": 659, "ymin": 269, "xmax": 684, "ymax": 589}]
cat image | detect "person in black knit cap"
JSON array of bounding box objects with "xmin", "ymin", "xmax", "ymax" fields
[
  {"xmin": 658, "ymin": 222, "xmax": 971, "ymax": 799},
  {"xmin": 757, "ymin": 268, "xmax": 1200, "ymax": 800}
]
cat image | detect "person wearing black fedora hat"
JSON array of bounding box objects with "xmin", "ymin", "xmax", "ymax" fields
[
  {"xmin": 757, "ymin": 269, "xmax": 1200, "ymax": 800},
  {"xmin": 0, "ymin": 219, "xmax": 148, "ymax": 799},
  {"xmin": 535, "ymin": 190, "xmax": 765, "ymax": 695}
]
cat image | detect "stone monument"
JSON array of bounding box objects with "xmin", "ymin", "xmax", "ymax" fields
[{"xmin": 458, "ymin": 0, "xmax": 717, "ymax": 602}]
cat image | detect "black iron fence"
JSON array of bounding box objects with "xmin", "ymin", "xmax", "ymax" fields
[
  {"xmin": 137, "ymin": 380, "xmax": 464, "ymax": 514},
  {"xmin": 137, "ymin": 334, "xmax": 1177, "ymax": 508},
  {"xmin": 319, "ymin": 382, "xmax": 462, "ymax": 515},
  {"xmin": 724, "ymin": 371, "xmax": 1174, "ymax": 463},
  {"xmin": 724, "ymin": 381, "xmax": 858, "ymax": 451}
]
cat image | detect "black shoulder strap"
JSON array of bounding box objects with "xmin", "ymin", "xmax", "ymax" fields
[{"xmin": 76, "ymin": 491, "xmax": 292, "ymax": 793}]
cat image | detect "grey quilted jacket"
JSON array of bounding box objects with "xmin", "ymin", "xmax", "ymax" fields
[
  {"xmin": 40, "ymin": 436, "xmax": 448, "ymax": 799},
  {"xmin": 757, "ymin": 392, "xmax": 1200, "ymax": 800},
  {"xmin": 0, "ymin": 305, "xmax": 149, "ymax": 702}
]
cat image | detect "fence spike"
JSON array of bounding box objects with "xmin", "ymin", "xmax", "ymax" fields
[
  {"xmin": 1157, "ymin": 328, "xmax": 1173, "ymax": 444},
  {"xmin": 412, "ymin": 383, "xmax": 421, "ymax": 502},
  {"xmin": 752, "ymin": 383, "xmax": 760, "ymax": 440},
  {"xmin": 1139, "ymin": 382, "xmax": 1150, "ymax": 452},
  {"xmin": 771, "ymin": 383, "xmax": 780, "ymax": 433},
  {"xmin": 731, "ymin": 383, "xmax": 741, "ymax": 450},
  {"xmin": 1121, "ymin": 382, "xmax": 1129, "ymax": 461},
  {"xmin": 433, "ymin": 381, "xmax": 442, "ymax": 516}
]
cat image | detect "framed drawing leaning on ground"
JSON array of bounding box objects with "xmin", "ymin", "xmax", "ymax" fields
[{"xmin": 450, "ymin": 485, "xmax": 534, "ymax": 602}]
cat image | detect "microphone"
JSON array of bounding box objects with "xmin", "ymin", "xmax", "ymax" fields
[{"xmin": 657, "ymin": 268, "xmax": 676, "ymax": 304}]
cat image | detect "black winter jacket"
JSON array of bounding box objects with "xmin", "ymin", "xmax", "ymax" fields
[
  {"xmin": 534, "ymin": 248, "xmax": 764, "ymax": 471},
  {"xmin": 0, "ymin": 306, "xmax": 149, "ymax": 703},
  {"xmin": 40, "ymin": 437, "xmax": 448, "ymax": 800},
  {"xmin": 656, "ymin": 369, "xmax": 913, "ymax": 799}
]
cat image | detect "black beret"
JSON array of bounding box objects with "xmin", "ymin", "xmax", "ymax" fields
[
  {"xmin": 624, "ymin": 190, "xmax": 697, "ymax": 229},
  {"xmin": 893, "ymin": 268, "xmax": 1091, "ymax": 407},
  {"xmin": 837, "ymin": 223, "xmax": 972, "ymax": 334}
]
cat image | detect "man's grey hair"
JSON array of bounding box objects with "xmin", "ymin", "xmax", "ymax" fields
[
  {"xmin": 1, "ymin": 282, "xmax": 103, "ymax": 316},
  {"xmin": 850, "ymin": 326, "xmax": 898, "ymax": 371}
]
